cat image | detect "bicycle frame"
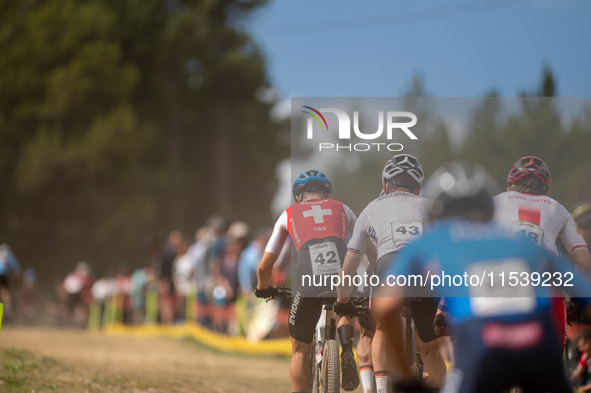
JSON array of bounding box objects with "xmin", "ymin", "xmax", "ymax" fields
[
  {"xmin": 310, "ymin": 303, "xmax": 336, "ymax": 391},
  {"xmin": 402, "ymin": 300, "xmax": 424, "ymax": 381}
]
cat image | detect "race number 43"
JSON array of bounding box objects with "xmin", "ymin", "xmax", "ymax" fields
[
  {"xmin": 391, "ymin": 221, "xmax": 423, "ymax": 251},
  {"xmin": 309, "ymin": 242, "xmax": 341, "ymax": 275}
]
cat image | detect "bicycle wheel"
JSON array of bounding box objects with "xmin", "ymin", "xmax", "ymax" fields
[{"xmin": 320, "ymin": 339, "xmax": 340, "ymax": 393}]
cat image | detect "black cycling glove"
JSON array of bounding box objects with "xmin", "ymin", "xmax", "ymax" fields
[
  {"xmin": 333, "ymin": 300, "xmax": 359, "ymax": 317},
  {"xmin": 433, "ymin": 313, "xmax": 454, "ymax": 337},
  {"xmin": 254, "ymin": 286, "xmax": 278, "ymax": 299}
]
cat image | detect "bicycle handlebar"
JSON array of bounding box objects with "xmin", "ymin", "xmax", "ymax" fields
[{"xmin": 256, "ymin": 286, "xmax": 370, "ymax": 317}]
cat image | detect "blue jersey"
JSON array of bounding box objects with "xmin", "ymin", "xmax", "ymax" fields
[{"xmin": 385, "ymin": 218, "xmax": 591, "ymax": 325}]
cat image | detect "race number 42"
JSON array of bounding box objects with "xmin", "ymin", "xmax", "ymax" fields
[{"xmin": 309, "ymin": 242, "xmax": 341, "ymax": 275}]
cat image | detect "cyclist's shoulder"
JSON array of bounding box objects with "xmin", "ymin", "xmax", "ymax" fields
[
  {"xmin": 367, "ymin": 192, "xmax": 426, "ymax": 215},
  {"xmin": 496, "ymin": 190, "xmax": 559, "ymax": 205},
  {"xmin": 377, "ymin": 191, "xmax": 425, "ymax": 202}
]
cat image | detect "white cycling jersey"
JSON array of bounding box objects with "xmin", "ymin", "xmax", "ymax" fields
[
  {"xmin": 493, "ymin": 191, "xmax": 587, "ymax": 256},
  {"xmin": 347, "ymin": 191, "xmax": 428, "ymax": 261}
]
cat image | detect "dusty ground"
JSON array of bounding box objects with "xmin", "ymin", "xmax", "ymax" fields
[{"xmin": 0, "ymin": 327, "xmax": 294, "ymax": 392}]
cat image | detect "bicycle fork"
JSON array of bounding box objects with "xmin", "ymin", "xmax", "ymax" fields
[{"xmin": 314, "ymin": 306, "xmax": 336, "ymax": 364}]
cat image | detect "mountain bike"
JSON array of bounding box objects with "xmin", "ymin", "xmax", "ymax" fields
[
  {"xmin": 402, "ymin": 298, "xmax": 424, "ymax": 382},
  {"xmin": 263, "ymin": 286, "xmax": 368, "ymax": 393}
]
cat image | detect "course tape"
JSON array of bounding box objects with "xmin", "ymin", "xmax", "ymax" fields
[{"xmin": 103, "ymin": 322, "xmax": 292, "ymax": 356}]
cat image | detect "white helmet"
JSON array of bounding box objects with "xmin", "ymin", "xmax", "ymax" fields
[{"xmin": 382, "ymin": 154, "xmax": 424, "ymax": 185}]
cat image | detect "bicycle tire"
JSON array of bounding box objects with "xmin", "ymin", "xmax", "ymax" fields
[{"xmin": 321, "ymin": 339, "xmax": 340, "ymax": 393}]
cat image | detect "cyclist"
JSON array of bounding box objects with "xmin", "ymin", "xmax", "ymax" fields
[
  {"xmin": 0, "ymin": 244, "xmax": 21, "ymax": 320},
  {"xmin": 335, "ymin": 154, "xmax": 445, "ymax": 391},
  {"xmin": 372, "ymin": 161, "xmax": 591, "ymax": 393},
  {"xmin": 493, "ymin": 156, "xmax": 591, "ymax": 268},
  {"xmin": 493, "ymin": 156, "xmax": 591, "ymax": 345},
  {"xmin": 255, "ymin": 170, "xmax": 358, "ymax": 393}
]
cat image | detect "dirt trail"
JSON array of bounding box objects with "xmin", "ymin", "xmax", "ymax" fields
[{"xmin": 0, "ymin": 327, "xmax": 293, "ymax": 392}]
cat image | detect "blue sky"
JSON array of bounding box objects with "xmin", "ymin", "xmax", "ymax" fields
[{"xmin": 247, "ymin": 0, "xmax": 590, "ymax": 100}]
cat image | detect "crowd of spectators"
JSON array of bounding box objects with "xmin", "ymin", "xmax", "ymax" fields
[{"xmin": 38, "ymin": 215, "xmax": 291, "ymax": 336}]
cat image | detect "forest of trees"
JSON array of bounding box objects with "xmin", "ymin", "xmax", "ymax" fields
[
  {"xmin": 328, "ymin": 71, "xmax": 591, "ymax": 215},
  {"xmin": 0, "ymin": 0, "xmax": 288, "ymax": 278},
  {"xmin": 1, "ymin": 0, "xmax": 589, "ymax": 284}
]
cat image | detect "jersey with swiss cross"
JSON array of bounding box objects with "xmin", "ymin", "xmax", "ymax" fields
[{"xmin": 286, "ymin": 199, "xmax": 348, "ymax": 253}]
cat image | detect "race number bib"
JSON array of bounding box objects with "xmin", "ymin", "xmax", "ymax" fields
[
  {"xmin": 467, "ymin": 258, "xmax": 536, "ymax": 318},
  {"xmin": 511, "ymin": 221, "xmax": 544, "ymax": 247},
  {"xmin": 391, "ymin": 221, "xmax": 424, "ymax": 251},
  {"xmin": 309, "ymin": 242, "xmax": 341, "ymax": 275}
]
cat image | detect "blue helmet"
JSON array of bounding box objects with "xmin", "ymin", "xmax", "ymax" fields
[{"xmin": 292, "ymin": 170, "xmax": 332, "ymax": 200}]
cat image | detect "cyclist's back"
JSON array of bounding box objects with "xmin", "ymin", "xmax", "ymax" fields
[
  {"xmin": 493, "ymin": 156, "xmax": 588, "ymax": 259},
  {"xmin": 349, "ymin": 190, "xmax": 428, "ymax": 276},
  {"xmin": 266, "ymin": 197, "xmax": 356, "ymax": 295},
  {"xmin": 494, "ymin": 190, "xmax": 586, "ymax": 256}
]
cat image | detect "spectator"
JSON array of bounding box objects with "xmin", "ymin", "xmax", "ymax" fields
[
  {"xmin": 113, "ymin": 262, "xmax": 133, "ymax": 324},
  {"xmin": 238, "ymin": 228, "xmax": 271, "ymax": 297},
  {"xmin": 207, "ymin": 215, "xmax": 229, "ymax": 277},
  {"xmin": 572, "ymin": 329, "xmax": 591, "ymax": 389},
  {"xmin": 212, "ymin": 221, "xmax": 249, "ymax": 333},
  {"xmin": 63, "ymin": 262, "xmax": 94, "ymax": 328},
  {"xmin": 17, "ymin": 268, "xmax": 38, "ymax": 324},
  {"xmin": 130, "ymin": 267, "xmax": 155, "ymax": 325},
  {"xmin": 91, "ymin": 272, "xmax": 115, "ymax": 327},
  {"xmin": 143, "ymin": 234, "xmax": 164, "ymax": 278},
  {"xmin": 173, "ymin": 236, "xmax": 192, "ymax": 320},
  {"xmin": 159, "ymin": 230, "xmax": 184, "ymax": 324},
  {"xmin": 187, "ymin": 226, "xmax": 213, "ymax": 326}
]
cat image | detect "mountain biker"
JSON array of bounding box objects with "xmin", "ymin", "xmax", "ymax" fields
[
  {"xmin": 493, "ymin": 156, "xmax": 591, "ymax": 268},
  {"xmin": 372, "ymin": 161, "xmax": 591, "ymax": 393},
  {"xmin": 493, "ymin": 156, "xmax": 591, "ymax": 345},
  {"xmin": 0, "ymin": 244, "xmax": 22, "ymax": 320},
  {"xmin": 255, "ymin": 170, "xmax": 358, "ymax": 393},
  {"xmin": 335, "ymin": 154, "xmax": 445, "ymax": 391}
]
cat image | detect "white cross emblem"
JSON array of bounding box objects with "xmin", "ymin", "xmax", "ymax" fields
[{"xmin": 303, "ymin": 205, "xmax": 333, "ymax": 223}]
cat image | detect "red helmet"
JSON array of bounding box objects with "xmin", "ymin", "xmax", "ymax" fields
[{"xmin": 507, "ymin": 156, "xmax": 552, "ymax": 188}]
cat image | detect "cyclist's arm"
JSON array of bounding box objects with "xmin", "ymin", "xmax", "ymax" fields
[
  {"xmin": 343, "ymin": 204, "xmax": 358, "ymax": 235},
  {"xmin": 560, "ymin": 213, "xmax": 591, "ymax": 274},
  {"xmin": 256, "ymin": 252, "xmax": 280, "ymax": 290},
  {"xmin": 257, "ymin": 212, "xmax": 289, "ymax": 290},
  {"xmin": 573, "ymin": 248, "xmax": 591, "ymax": 276},
  {"xmin": 337, "ymin": 254, "xmax": 360, "ymax": 303},
  {"xmin": 337, "ymin": 209, "xmax": 369, "ymax": 303},
  {"xmin": 364, "ymin": 241, "xmax": 377, "ymax": 268}
]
